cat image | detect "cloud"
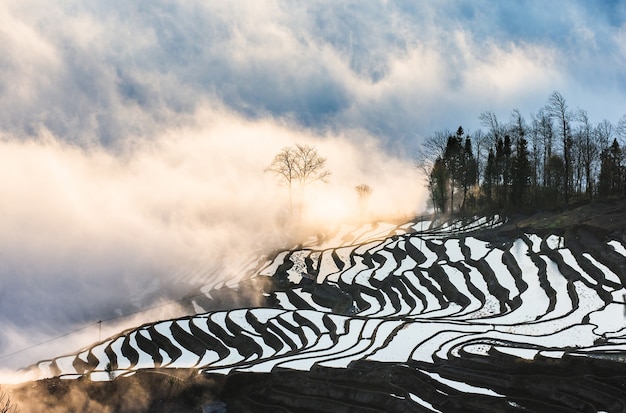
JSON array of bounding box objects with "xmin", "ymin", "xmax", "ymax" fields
[
  {"xmin": 0, "ymin": 0, "xmax": 624, "ymax": 370},
  {"xmin": 1, "ymin": 0, "xmax": 624, "ymax": 151},
  {"xmin": 0, "ymin": 104, "xmax": 425, "ymax": 370}
]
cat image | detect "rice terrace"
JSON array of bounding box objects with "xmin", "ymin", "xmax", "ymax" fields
[{"xmin": 1, "ymin": 1, "xmax": 626, "ymax": 412}]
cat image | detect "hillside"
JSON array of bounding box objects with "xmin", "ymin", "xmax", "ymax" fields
[{"xmin": 5, "ymin": 200, "xmax": 626, "ymax": 413}]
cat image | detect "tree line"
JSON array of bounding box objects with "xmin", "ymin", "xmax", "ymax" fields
[{"xmin": 419, "ymin": 91, "xmax": 626, "ymax": 215}]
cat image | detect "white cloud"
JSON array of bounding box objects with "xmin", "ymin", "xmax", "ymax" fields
[
  {"xmin": 0, "ymin": 104, "xmax": 425, "ymax": 369},
  {"xmin": 1, "ymin": 0, "xmax": 625, "ymax": 369}
]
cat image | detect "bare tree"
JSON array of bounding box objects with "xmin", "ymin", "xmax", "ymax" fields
[
  {"xmin": 292, "ymin": 144, "xmax": 331, "ymax": 187},
  {"xmin": 617, "ymin": 114, "xmax": 626, "ymax": 145},
  {"xmin": 355, "ymin": 184, "xmax": 373, "ymax": 217},
  {"xmin": 575, "ymin": 109, "xmax": 598, "ymax": 198},
  {"xmin": 510, "ymin": 109, "xmax": 527, "ymax": 142},
  {"xmin": 594, "ymin": 119, "xmax": 613, "ymax": 152},
  {"xmin": 266, "ymin": 144, "xmax": 330, "ymax": 214},
  {"xmin": 547, "ymin": 91, "xmax": 573, "ymax": 203},
  {"xmin": 532, "ymin": 108, "xmax": 554, "ymax": 187},
  {"xmin": 355, "ymin": 184, "xmax": 373, "ymax": 201},
  {"xmin": 470, "ymin": 129, "xmax": 489, "ymax": 184},
  {"xmin": 266, "ymin": 146, "xmax": 298, "ymax": 213},
  {"xmin": 479, "ymin": 110, "xmax": 503, "ymax": 147},
  {"xmin": 416, "ymin": 130, "xmax": 451, "ymax": 211},
  {"xmin": 415, "ymin": 130, "xmax": 450, "ymax": 177}
]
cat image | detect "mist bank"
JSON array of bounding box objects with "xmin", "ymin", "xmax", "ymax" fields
[{"xmin": 0, "ymin": 105, "xmax": 425, "ymax": 370}]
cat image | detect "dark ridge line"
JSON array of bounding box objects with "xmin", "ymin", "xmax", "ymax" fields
[
  {"xmin": 459, "ymin": 236, "xmax": 473, "ymax": 263},
  {"xmin": 272, "ymin": 315, "xmax": 309, "ymax": 349},
  {"xmin": 188, "ymin": 317, "xmax": 231, "ymax": 360},
  {"xmin": 147, "ymin": 324, "xmax": 182, "ymax": 365},
  {"xmin": 245, "ymin": 312, "xmax": 285, "ymax": 354},
  {"xmin": 383, "ymin": 273, "xmax": 419, "ymax": 312},
  {"xmin": 321, "ymin": 314, "xmax": 339, "ymax": 342},
  {"xmin": 133, "ymin": 330, "xmax": 162, "ymax": 367},
  {"xmin": 598, "ymin": 245, "xmax": 626, "ymax": 286},
  {"xmin": 476, "ymin": 252, "xmax": 516, "ymax": 315},
  {"xmin": 427, "ymin": 263, "xmax": 471, "ymax": 311},
  {"xmin": 71, "ymin": 350, "xmax": 94, "ymax": 374},
  {"xmin": 544, "ymin": 245, "xmax": 593, "ymax": 287},
  {"xmin": 368, "ymin": 277, "xmax": 402, "ymax": 316},
  {"xmin": 385, "ymin": 239, "xmax": 410, "ymax": 273},
  {"xmin": 398, "ymin": 271, "xmax": 429, "ymax": 313},
  {"xmin": 205, "ymin": 316, "xmax": 242, "ymax": 358},
  {"xmin": 284, "ymin": 288, "xmax": 315, "ymax": 310},
  {"xmin": 557, "ymin": 247, "xmax": 614, "ymax": 305},
  {"xmin": 447, "ymin": 260, "xmax": 487, "ymax": 312},
  {"xmin": 346, "ymin": 281, "xmax": 387, "ymax": 314},
  {"xmin": 103, "ymin": 340, "xmax": 119, "ymax": 371},
  {"xmin": 338, "ymin": 281, "xmax": 372, "ymax": 314},
  {"xmin": 223, "ymin": 312, "xmax": 264, "ymax": 361},
  {"xmin": 501, "ymin": 248, "xmax": 528, "ymax": 304},
  {"xmin": 424, "ymin": 238, "xmax": 446, "ymax": 261},
  {"xmin": 563, "ymin": 230, "xmax": 609, "ymax": 282},
  {"xmin": 405, "ymin": 236, "xmax": 428, "ymax": 265},
  {"xmin": 292, "ymin": 312, "xmax": 324, "ymax": 339},
  {"xmin": 412, "ymin": 268, "xmax": 448, "ymax": 310},
  {"xmin": 265, "ymin": 318, "xmax": 300, "ymax": 352},
  {"xmin": 120, "ymin": 331, "xmax": 139, "ymax": 368},
  {"xmin": 331, "ymin": 249, "xmax": 347, "ymax": 271},
  {"xmin": 524, "ymin": 241, "xmax": 558, "ymax": 319},
  {"xmin": 169, "ymin": 320, "xmax": 207, "ymax": 358},
  {"xmin": 303, "ymin": 283, "xmax": 352, "ymax": 312},
  {"xmin": 424, "ymin": 339, "xmax": 626, "ymax": 410},
  {"xmin": 303, "ymin": 319, "xmax": 386, "ymax": 368}
]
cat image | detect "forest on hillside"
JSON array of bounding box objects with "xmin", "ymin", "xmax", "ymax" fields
[{"xmin": 419, "ymin": 91, "xmax": 626, "ymax": 215}]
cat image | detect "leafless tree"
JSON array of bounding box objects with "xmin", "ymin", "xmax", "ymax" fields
[
  {"xmin": 594, "ymin": 119, "xmax": 613, "ymax": 152},
  {"xmin": 266, "ymin": 144, "xmax": 330, "ymax": 213},
  {"xmin": 575, "ymin": 109, "xmax": 598, "ymax": 198},
  {"xmin": 355, "ymin": 184, "xmax": 373, "ymax": 201},
  {"xmin": 479, "ymin": 110, "xmax": 503, "ymax": 147},
  {"xmin": 470, "ymin": 129, "xmax": 489, "ymax": 184},
  {"xmin": 416, "ymin": 130, "xmax": 451, "ymax": 212},
  {"xmin": 292, "ymin": 144, "xmax": 331, "ymax": 187},
  {"xmin": 617, "ymin": 114, "xmax": 626, "ymax": 145},
  {"xmin": 415, "ymin": 130, "xmax": 450, "ymax": 175},
  {"xmin": 532, "ymin": 108, "xmax": 554, "ymax": 187},
  {"xmin": 355, "ymin": 184, "xmax": 373, "ymax": 217},
  {"xmin": 547, "ymin": 91, "xmax": 573, "ymax": 203}
]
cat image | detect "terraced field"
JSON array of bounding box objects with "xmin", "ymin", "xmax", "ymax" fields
[{"xmin": 22, "ymin": 214, "xmax": 626, "ymax": 412}]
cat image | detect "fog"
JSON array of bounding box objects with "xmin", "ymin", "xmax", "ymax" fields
[
  {"xmin": 2, "ymin": 0, "xmax": 623, "ymax": 376},
  {"xmin": 0, "ymin": 104, "xmax": 425, "ymax": 371}
]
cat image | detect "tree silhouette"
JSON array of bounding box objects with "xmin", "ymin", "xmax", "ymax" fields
[
  {"xmin": 266, "ymin": 144, "xmax": 330, "ymax": 214},
  {"xmin": 547, "ymin": 91, "xmax": 572, "ymax": 203},
  {"xmin": 420, "ymin": 91, "xmax": 625, "ymax": 215},
  {"xmin": 429, "ymin": 157, "xmax": 449, "ymax": 213},
  {"xmin": 355, "ymin": 184, "xmax": 373, "ymax": 217},
  {"xmin": 598, "ymin": 139, "xmax": 624, "ymax": 198},
  {"xmin": 510, "ymin": 138, "xmax": 532, "ymax": 207}
]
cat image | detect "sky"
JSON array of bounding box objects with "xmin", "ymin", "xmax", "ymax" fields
[
  {"xmin": 1, "ymin": 0, "xmax": 625, "ymax": 150},
  {"xmin": 0, "ymin": 0, "xmax": 625, "ymax": 370}
]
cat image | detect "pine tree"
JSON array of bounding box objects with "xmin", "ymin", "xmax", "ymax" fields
[
  {"xmin": 429, "ymin": 157, "xmax": 449, "ymax": 213},
  {"xmin": 510, "ymin": 138, "xmax": 532, "ymax": 208},
  {"xmin": 598, "ymin": 139, "xmax": 624, "ymax": 198}
]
